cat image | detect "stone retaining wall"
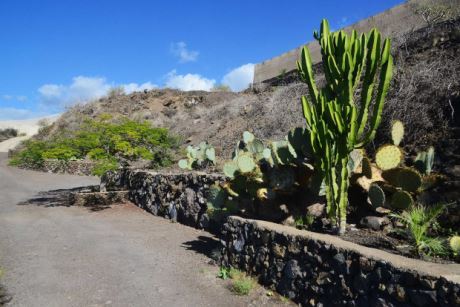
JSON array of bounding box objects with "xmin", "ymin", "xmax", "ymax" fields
[
  {"xmin": 221, "ymin": 216, "xmax": 460, "ymax": 307},
  {"xmin": 101, "ymin": 169, "xmax": 226, "ymax": 230},
  {"xmin": 42, "ymin": 159, "xmax": 96, "ymax": 176}
]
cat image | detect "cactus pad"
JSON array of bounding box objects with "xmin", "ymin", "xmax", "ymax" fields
[
  {"xmin": 205, "ymin": 148, "xmax": 216, "ymax": 163},
  {"xmin": 391, "ymin": 120, "xmax": 404, "ymax": 146},
  {"xmin": 223, "ymin": 161, "xmax": 239, "ymax": 178},
  {"xmin": 268, "ymin": 167, "xmax": 295, "ymax": 191},
  {"xmin": 247, "ymin": 139, "xmax": 265, "ymax": 155},
  {"xmin": 348, "ymin": 149, "xmax": 364, "ymax": 173},
  {"xmin": 450, "ymin": 236, "xmax": 460, "ymax": 256},
  {"xmin": 178, "ymin": 159, "xmax": 190, "ymax": 170},
  {"xmin": 287, "ymin": 127, "xmax": 311, "ymax": 157},
  {"xmin": 271, "ymin": 141, "xmax": 296, "ymax": 165},
  {"xmin": 237, "ymin": 153, "xmax": 256, "ymax": 173},
  {"xmin": 362, "ymin": 156, "xmax": 373, "ymax": 179},
  {"xmin": 243, "ymin": 131, "xmax": 255, "ymax": 144},
  {"xmin": 382, "ymin": 167, "xmax": 422, "ymax": 192},
  {"xmin": 368, "ymin": 183, "xmax": 386, "ymax": 208},
  {"xmin": 207, "ymin": 185, "xmax": 226, "ymax": 209},
  {"xmin": 391, "ymin": 190, "xmax": 413, "ymax": 210},
  {"xmin": 375, "ymin": 144, "xmax": 402, "ymax": 170}
]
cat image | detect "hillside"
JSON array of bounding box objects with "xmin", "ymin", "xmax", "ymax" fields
[{"xmin": 38, "ymin": 19, "xmax": 459, "ymax": 164}]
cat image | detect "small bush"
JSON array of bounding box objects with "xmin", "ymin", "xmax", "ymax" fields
[
  {"xmin": 391, "ymin": 204, "xmax": 447, "ymax": 257},
  {"xmin": 0, "ymin": 128, "xmax": 18, "ymax": 142},
  {"xmin": 9, "ymin": 115, "xmax": 177, "ymax": 176},
  {"xmin": 92, "ymin": 158, "xmax": 119, "ymax": 176},
  {"xmin": 231, "ymin": 275, "xmax": 255, "ymax": 295}
]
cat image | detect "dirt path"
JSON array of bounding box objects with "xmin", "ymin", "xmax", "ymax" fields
[{"xmin": 0, "ymin": 154, "xmax": 287, "ymax": 306}]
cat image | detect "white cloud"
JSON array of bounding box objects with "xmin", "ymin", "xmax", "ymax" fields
[
  {"xmin": 0, "ymin": 107, "xmax": 39, "ymax": 120},
  {"xmin": 170, "ymin": 42, "xmax": 199, "ymax": 63},
  {"xmin": 221, "ymin": 63, "xmax": 254, "ymax": 92},
  {"xmin": 17, "ymin": 95, "xmax": 28, "ymax": 102},
  {"xmin": 38, "ymin": 76, "xmax": 158, "ymax": 107},
  {"xmin": 1, "ymin": 94, "xmax": 28, "ymax": 102},
  {"xmin": 165, "ymin": 70, "xmax": 215, "ymax": 91},
  {"xmin": 123, "ymin": 82, "xmax": 157, "ymax": 94}
]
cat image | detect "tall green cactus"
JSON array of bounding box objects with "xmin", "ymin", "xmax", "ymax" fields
[{"xmin": 297, "ymin": 19, "xmax": 393, "ymax": 234}]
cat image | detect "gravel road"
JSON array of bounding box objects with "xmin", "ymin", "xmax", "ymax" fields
[{"xmin": 0, "ymin": 153, "xmax": 287, "ymax": 306}]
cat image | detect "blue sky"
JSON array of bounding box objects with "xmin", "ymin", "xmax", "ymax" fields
[{"xmin": 0, "ymin": 0, "xmax": 404, "ymax": 120}]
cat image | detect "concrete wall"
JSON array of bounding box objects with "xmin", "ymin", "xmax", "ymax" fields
[{"xmin": 253, "ymin": 2, "xmax": 425, "ymax": 84}]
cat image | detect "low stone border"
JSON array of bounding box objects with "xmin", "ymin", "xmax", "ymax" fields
[
  {"xmin": 101, "ymin": 169, "xmax": 226, "ymax": 230},
  {"xmin": 221, "ymin": 216, "xmax": 460, "ymax": 306},
  {"xmin": 69, "ymin": 191, "xmax": 129, "ymax": 208}
]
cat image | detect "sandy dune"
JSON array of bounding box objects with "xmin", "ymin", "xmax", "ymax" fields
[{"xmin": 0, "ymin": 115, "xmax": 59, "ymax": 152}]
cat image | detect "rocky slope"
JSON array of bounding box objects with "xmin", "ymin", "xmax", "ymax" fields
[{"xmin": 36, "ymin": 19, "xmax": 458, "ymax": 167}]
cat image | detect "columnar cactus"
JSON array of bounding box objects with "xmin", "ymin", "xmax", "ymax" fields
[{"xmin": 297, "ymin": 19, "xmax": 393, "ymax": 234}]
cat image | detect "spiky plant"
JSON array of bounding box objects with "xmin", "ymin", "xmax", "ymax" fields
[
  {"xmin": 297, "ymin": 19, "xmax": 393, "ymax": 234},
  {"xmin": 391, "ymin": 204, "xmax": 447, "ymax": 257}
]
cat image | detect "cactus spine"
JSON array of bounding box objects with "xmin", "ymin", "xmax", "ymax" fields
[{"xmin": 297, "ymin": 19, "xmax": 393, "ymax": 234}]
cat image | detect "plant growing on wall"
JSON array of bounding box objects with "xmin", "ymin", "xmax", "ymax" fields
[{"xmin": 297, "ymin": 19, "xmax": 393, "ymax": 234}]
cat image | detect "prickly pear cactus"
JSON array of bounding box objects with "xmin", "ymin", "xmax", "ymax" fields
[
  {"xmin": 237, "ymin": 153, "xmax": 256, "ymax": 173},
  {"xmin": 382, "ymin": 167, "xmax": 422, "ymax": 193},
  {"xmin": 368, "ymin": 183, "xmax": 386, "ymax": 209},
  {"xmin": 450, "ymin": 236, "xmax": 460, "ymax": 256},
  {"xmin": 179, "ymin": 142, "xmax": 216, "ymax": 170},
  {"xmin": 390, "ymin": 190, "xmax": 413, "ymax": 210},
  {"xmin": 361, "ymin": 156, "xmax": 373, "ymax": 179},
  {"xmin": 375, "ymin": 145, "xmax": 403, "ymax": 170},
  {"xmin": 348, "ymin": 149, "xmax": 364, "ymax": 173},
  {"xmin": 415, "ymin": 146, "xmax": 435, "ymax": 175},
  {"xmin": 391, "ymin": 120, "xmax": 404, "ymax": 146}
]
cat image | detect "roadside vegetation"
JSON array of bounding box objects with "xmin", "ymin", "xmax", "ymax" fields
[
  {"xmin": 9, "ymin": 114, "xmax": 178, "ymax": 176},
  {"xmin": 0, "ymin": 128, "xmax": 19, "ymax": 142},
  {"xmin": 218, "ymin": 267, "xmax": 256, "ymax": 296}
]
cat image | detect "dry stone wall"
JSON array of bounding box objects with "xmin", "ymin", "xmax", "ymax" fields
[
  {"xmin": 101, "ymin": 169, "xmax": 226, "ymax": 230},
  {"xmin": 221, "ymin": 216, "xmax": 460, "ymax": 307},
  {"xmin": 42, "ymin": 159, "xmax": 96, "ymax": 176}
]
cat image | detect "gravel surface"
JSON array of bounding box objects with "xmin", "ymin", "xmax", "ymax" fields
[{"xmin": 0, "ymin": 153, "xmax": 290, "ymax": 306}]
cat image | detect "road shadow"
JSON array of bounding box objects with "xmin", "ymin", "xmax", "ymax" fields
[
  {"xmin": 17, "ymin": 185, "xmax": 112, "ymax": 212},
  {"xmin": 181, "ymin": 235, "xmax": 222, "ymax": 262}
]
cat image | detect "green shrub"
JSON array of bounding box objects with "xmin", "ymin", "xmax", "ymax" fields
[
  {"xmin": 9, "ymin": 115, "xmax": 177, "ymax": 176},
  {"xmin": 42, "ymin": 145, "xmax": 79, "ymax": 161},
  {"xmin": 391, "ymin": 204, "xmax": 447, "ymax": 257},
  {"xmin": 9, "ymin": 140, "xmax": 48, "ymax": 168},
  {"xmin": 91, "ymin": 158, "xmax": 119, "ymax": 176},
  {"xmin": 231, "ymin": 275, "xmax": 255, "ymax": 295},
  {"xmin": 0, "ymin": 128, "xmax": 18, "ymax": 142}
]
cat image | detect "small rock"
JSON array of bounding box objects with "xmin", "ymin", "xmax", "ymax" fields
[
  {"xmin": 408, "ymin": 289, "xmax": 437, "ymax": 306},
  {"xmin": 360, "ymin": 216, "xmax": 390, "ymax": 230},
  {"xmin": 376, "ymin": 206, "xmax": 391, "ymax": 214},
  {"xmin": 306, "ymin": 203, "xmax": 326, "ymax": 217},
  {"xmin": 273, "ymin": 243, "xmax": 286, "ymax": 258}
]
